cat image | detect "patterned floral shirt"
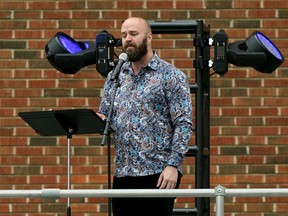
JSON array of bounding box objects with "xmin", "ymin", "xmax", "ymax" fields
[{"xmin": 99, "ymin": 53, "xmax": 193, "ymax": 177}]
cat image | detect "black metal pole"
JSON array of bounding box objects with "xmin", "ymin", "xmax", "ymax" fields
[
  {"xmin": 66, "ymin": 129, "xmax": 73, "ymax": 216},
  {"xmin": 202, "ymin": 24, "xmax": 211, "ymax": 216},
  {"xmin": 193, "ymin": 20, "xmax": 211, "ymax": 216},
  {"xmin": 107, "ymin": 135, "xmax": 112, "ymax": 216},
  {"xmin": 194, "ymin": 20, "xmax": 205, "ymax": 216}
]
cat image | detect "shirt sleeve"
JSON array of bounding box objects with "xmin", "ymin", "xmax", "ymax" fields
[
  {"xmin": 98, "ymin": 76, "xmax": 113, "ymax": 116},
  {"xmin": 164, "ymin": 69, "xmax": 193, "ymax": 168}
]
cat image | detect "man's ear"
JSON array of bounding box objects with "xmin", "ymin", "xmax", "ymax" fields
[{"xmin": 147, "ymin": 32, "xmax": 152, "ymax": 44}]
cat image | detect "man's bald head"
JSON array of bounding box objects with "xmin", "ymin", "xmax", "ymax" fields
[{"xmin": 121, "ymin": 17, "xmax": 152, "ymax": 35}]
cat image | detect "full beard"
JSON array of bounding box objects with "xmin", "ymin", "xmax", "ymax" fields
[{"xmin": 124, "ymin": 38, "xmax": 148, "ymax": 62}]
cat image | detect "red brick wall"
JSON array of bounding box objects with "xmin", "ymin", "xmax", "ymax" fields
[{"xmin": 0, "ymin": 0, "xmax": 287, "ymax": 215}]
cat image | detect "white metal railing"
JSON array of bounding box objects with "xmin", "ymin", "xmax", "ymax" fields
[{"xmin": 1, "ymin": 186, "xmax": 288, "ymax": 216}]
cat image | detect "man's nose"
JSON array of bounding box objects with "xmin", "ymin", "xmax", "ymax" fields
[{"xmin": 125, "ymin": 34, "xmax": 133, "ymax": 41}]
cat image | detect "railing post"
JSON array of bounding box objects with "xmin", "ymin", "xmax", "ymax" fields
[{"xmin": 215, "ymin": 186, "xmax": 225, "ymax": 216}]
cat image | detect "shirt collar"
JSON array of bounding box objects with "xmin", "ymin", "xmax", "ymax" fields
[
  {"xmin": 122, "ymin": 52, "xmax": 160, "ymax": 73},
  {"xmin": 147, "ymin": 53, "xmax": 161, "ymax": 71}
]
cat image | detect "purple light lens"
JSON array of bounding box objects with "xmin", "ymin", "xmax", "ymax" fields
[
  {"xmin": 256, "ymin": 32, "xmax": 283, "ymax": 61},
  {"xmin": 58, "ymin": 34, "xmax": 82, "ymax": 54}
]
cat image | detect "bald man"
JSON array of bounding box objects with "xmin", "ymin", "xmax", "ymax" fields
[{"xmin": 98, "ymin": 17, "xmax": 193, "ymax": 216}]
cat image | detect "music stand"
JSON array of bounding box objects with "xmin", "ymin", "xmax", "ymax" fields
[{"xmin": 18, "ymin": 109, "xmax": 106, "ymax": 216}]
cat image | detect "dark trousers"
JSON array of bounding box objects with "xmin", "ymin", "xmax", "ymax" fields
[{"xmin": 112, "ymin": 172, "xmax": 182, "ymax": 216}]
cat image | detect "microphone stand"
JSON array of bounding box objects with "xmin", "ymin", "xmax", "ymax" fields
[{"xmin": 101, "ymin": 78, "xmax": 120, "ymax": 216}]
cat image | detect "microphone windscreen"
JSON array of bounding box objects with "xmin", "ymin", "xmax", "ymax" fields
[{"xmin": 119, "ymin": 53, "xmax": 128, "ymax": 61}]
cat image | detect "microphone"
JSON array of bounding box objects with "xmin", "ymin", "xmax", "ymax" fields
[{"xmin": 110, "ymin": 53, "xmax": 128, "ymax": 81}]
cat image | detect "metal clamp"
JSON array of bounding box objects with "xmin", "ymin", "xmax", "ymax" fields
[{"xmin": 215, "ymin": 185, "xmax": 226, "ymax": 216}]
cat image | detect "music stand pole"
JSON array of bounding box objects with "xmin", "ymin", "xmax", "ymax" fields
[{"xmin": 66, "ymin": 128, "xmax": 73, "ymax": 216}]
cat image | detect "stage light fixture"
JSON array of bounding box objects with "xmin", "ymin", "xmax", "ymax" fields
[
  {"xmin": 45, "ymin": 32, "xmax": 96, "ymax": 74},
  {"xmin": 45, "ymin": 31, "xmax": 120, "ymax": 77},
  {"xmin": 95, "ymin": 30, "xmax": 121, "ymax": 77},
  {"xmin": 212, "ymin": 30, "xmax": 284, "ymax": 75},
  {"xmin": 227, "ymin": 31, "xmax": 284, "ymax": 74},
  {"xmin": 45, "ymin": 28, "xmax": 284, "ymax": 77}
]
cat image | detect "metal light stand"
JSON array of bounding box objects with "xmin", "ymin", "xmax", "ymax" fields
[
  {"xmin": 149, "ymin": 20, "xmax": 211, "ymax": 215},
  {"xmin": 194, "ymin": 20, "xmax": 211, "ymax": 216}
]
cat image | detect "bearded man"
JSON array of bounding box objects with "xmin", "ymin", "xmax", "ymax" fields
[{"xmin": 98, "ymin": 17, "xmax": 193, "ymax": 216}]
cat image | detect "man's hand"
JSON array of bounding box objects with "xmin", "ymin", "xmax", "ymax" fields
[{"xmin": 157, "ymin": 166, "xmax": 178, "ymax": 189}]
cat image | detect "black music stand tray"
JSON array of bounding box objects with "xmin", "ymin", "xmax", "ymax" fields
[{"xmin": 18, "ymin": 109, "xmax": 106, "ymax": 216}]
